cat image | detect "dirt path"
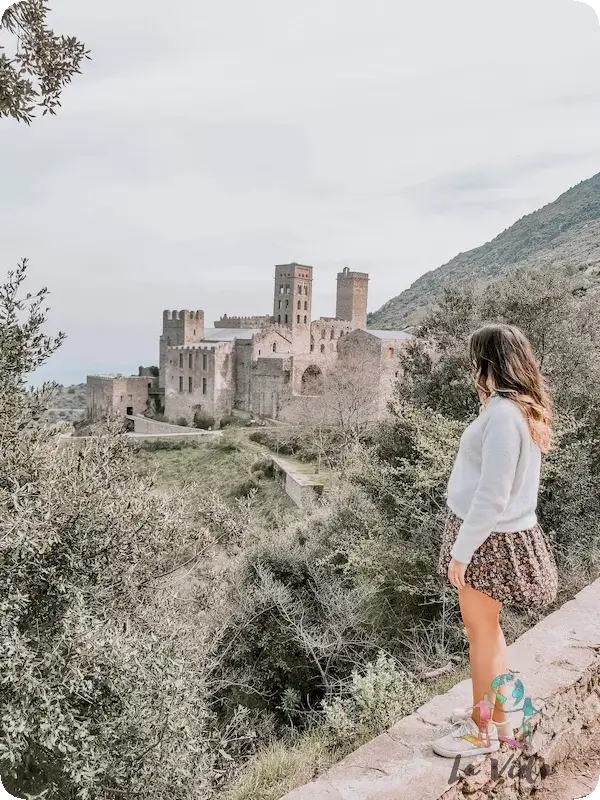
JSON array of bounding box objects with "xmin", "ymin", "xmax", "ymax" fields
[{"xmin": 535, "ymin": 726, "xmax": 600, "ymax": 799}]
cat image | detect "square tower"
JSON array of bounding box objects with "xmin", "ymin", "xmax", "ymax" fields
[
  {"xmin": 336, "ymin": 268, "xmax": 369, "ymax": 330},
  {"xmin": 273, "ymin": 263, "xmax": 313, "ymax": 352},
  {"xmin": 159, "ymin": 310, "xmax": 204, "ymax": 389}
]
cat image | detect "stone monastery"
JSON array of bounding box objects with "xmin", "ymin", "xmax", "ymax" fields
[{"xmin": 87, "ymin": 264, "xmax": 414, "ymax": 425}]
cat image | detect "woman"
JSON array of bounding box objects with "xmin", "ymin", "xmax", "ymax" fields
[{"xmin": 432, "ymin": 323, "xmax": 558, "ymax": 759}]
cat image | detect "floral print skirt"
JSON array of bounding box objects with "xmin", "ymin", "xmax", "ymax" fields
[{"xmin": 437, "ymin": 511, "xmax": 559, "ymax": 607}]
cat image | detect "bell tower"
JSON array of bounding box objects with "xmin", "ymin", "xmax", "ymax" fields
[{"xmin": 273, "ymin": 263, "xmax": 313, "ymax": 352}]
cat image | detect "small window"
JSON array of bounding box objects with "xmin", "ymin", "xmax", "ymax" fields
[
  {"xmin": 320, "ymin": 329, "xmax": 326, "ymax": 339},
  {"xmin": 297, "ymin": 300, "xmax": 301, "ymax": 310},
  {"xmin": 272, "ymin": 342, "xmax": 277, "ymax": 353},
  {"xmin": 320, "ymin": 344, "xmax": 325, "ymax": 353},
  {"xmin": 279, "ymin": 285, "xmax": 284, "ymax": 294},
  {"xmin": 179, "ymin": 353, "xmax": 183, "ymax": 368},
  {"xmin": 188, "ymin": 353, "xmax": 193, "ymax": 369},
  {"xmin": 304, "ymin": 315, "xmax": 307, "ymax": 323},
  {"xmin": 285, "ymin": 299, "xmax": 289, "ymax": 308},
  {"xmin": 193, "ymin": 329, "xmax": 196, "ymax": 336},
  {"xmin": 310, "ymin": 343, "xmax": 314, "ymax": 352},
  {"xmin": 284, "ymin": 314, "xmax": 288, "ymax": 324},
  {"xmin": 277, "ymin": 314, "xmax": 281, "ymax": 323},
  {"xmin": 297, "ymin": 315, "xmax": 300, "ymax": 323},
  {"xmin": 179, "ymin": 376, "xmax": 183, "ymax": 393},
  {"xmin": 387, "ymin": 347, "xmax": 394, "ymax": 359},
  {"xmin": 202, "ymin": 378, "xmax": 207, "ymax": 395},
  {"xmin": 202, "ymin": 354, "xmax": 207, "ymax": 370},
  {"xmin": 148, "ymin": 383, "xmax": 151, "ymax": 389},
  {"xmin": 278, "ymin": 300, "xmax": 282, "ymax": 309},
  {"xmin": 126, "ymin": 406, "xmax": 133, "ymax": 415},
  {"xmin": 304, "ymin": 301, "xmax": 308, "ymax": 310},
  {"xmin": 304, "ymin": 285, "xmax": 308, "ymax": 295},
  {"xmin": 285, "ymin": 284, "xmax": 290, "ymax": 294},
  {"xmin": 330, "ymin": 328, "xmax": 335, "ymax": 339},
  {"xmin": 188, "ymin": 376, "xmax": 193, "ymax": 393}
]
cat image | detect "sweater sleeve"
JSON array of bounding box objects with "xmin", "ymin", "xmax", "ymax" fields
[{"xmin": 450, "ymin": 407, "xmax": 522, "ymax": 565}]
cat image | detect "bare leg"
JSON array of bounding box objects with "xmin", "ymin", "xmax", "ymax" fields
[{"xmin": 459, "ymin": 584, "xmax": 508, "ymax": 727}]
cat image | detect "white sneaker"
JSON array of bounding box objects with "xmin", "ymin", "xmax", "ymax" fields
[
  {"xmin": 449, "ymin": 706, "xmax": 517, "ymax": 737},
  {"xmin": 432, "ymin": 718, "xmax": 500, "ymax": 759}
]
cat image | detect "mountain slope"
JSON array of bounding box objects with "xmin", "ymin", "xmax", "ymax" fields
[{"xmin": 369, "ymin": 172, "xmax": 600, "ymax": 330}]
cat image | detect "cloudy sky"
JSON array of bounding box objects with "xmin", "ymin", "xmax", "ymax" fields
[{"xmin": 3, "ymin": 0, "xmax": 600, "ymax": 385}]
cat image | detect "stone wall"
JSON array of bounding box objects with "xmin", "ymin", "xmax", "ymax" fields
[
  {"xmin": 128, "ymin": 416, "xmax": 202, "ymax": 434},
  {"xmin": 214, "ymin": 314, "xmax": 273, "ymax": 328},
  {"xmin": 336, "ymin": 267, "xmax": 369, "ymax": 329},
  {"xmin": 86, "ymin": 375, "xmax": 154, "ymax": 421},
  {"xmin": 282, "ymin": 577, "xmax": 600, "ymax": 800},
  {"xmin": 272, "ymin": 456, "xmax": 324, "ymax": 508},
  {"xmin": 164, "ymin": 341, "xmax": 234, "ymax": 424},
  {"xmin": 250, "ymin": 356, "xmax": 292, "ymax": 419}
]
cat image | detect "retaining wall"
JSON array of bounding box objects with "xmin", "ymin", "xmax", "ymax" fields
[{"xmin": 282, "ymin": 578, "xmax": 600, "ymax": 800}]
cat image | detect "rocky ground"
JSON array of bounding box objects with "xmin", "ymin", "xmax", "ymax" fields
[{"xmin": 535, "ymin": 725, "xmax": 600, "ymax": 799}]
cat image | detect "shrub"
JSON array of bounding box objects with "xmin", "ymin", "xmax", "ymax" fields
[
  {"xmin": 320, "ymin": 652, "xmax": 426, "ymax": 746},
  {"xmin": 193, "ymin": 409, "xmax": 215, "ymax": 430},
  {"xmin": 251, "ymin": 457, "xmax": 275, "ymax": 479}
]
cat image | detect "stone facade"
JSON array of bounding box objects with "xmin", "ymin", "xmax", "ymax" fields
[
  {"xmin": 88, "ymin": 264, "xmax": 415, "ymax": 426},
  {"xmin": 86, "ymin": 373, "xmax": 158, "ymax": 421},
  {"xmin": 159, "ymin": 310, "xmax": 204, "ymax": 390},
  {"xmin": 336, "ymin": 267, "xmax": 369, "ymax": 329}
]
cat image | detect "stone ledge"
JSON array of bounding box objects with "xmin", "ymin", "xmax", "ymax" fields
[{"xmin": 280, "ymin": 578, "xmax": 600, "ymax": 800}]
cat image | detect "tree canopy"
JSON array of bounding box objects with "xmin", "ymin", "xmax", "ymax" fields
[{"xmin": 1, "ymin": 1, "xmax": 89, "ymax": 124}]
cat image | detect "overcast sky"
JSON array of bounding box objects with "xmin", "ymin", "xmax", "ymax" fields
[{"xmin": 3, "ymin": 0, "xmax": 600, "ymax": 385}]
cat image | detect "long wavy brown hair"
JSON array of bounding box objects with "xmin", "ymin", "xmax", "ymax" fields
[{"xmin": 469, "ymin": 323, "xmax": 552, "ymax": 453}]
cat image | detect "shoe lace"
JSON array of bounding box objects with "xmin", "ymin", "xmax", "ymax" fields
[{"xmin": 451, "ymin": 720, "xmax": 477, "ymax": 739}]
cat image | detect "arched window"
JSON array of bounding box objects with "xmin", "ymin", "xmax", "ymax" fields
[
  {"xmin": 330, "ymin": 328, "xmax": 335, "ymax": 340},
  {"xmin": 387, "ymin": 347, "xmax": 394, "ymax": 359},
  {"xmin": 297, "ymin": 300, "xmax": 301, "ymax": 310},
  {"xmin": 277, "ymin": 314, "xmax": 281, "ymax": 323},
  {"xmin": 304, "ymin": 301, "xmax": 308, "ymax": 310},
  {"xmin": 304, "ymin": 315, "xmax": 307, "ymax": 323},
  {"xmin": 320, "ymin": 344, "xmax": 325, "ymax": 353},
  {"xmin": 272, "ymin": 343, "xmax": 277, "ymax": 353},
  {"xmin": 297, "ymin": 315, "xmax": 301, "ymax": 323},
  {"xmin": 320, "ymin": 329, "xmax": 326, "ymax": 339}
]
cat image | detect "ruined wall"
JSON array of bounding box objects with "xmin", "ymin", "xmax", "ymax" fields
[
  {"xmin": 164, "ymin": 341, "xmax": 234, "ymax": 424},
  {"xmin": 159, "ymin": 310, "xmax": 204, "ymax": 389},
  {"xmin": 86, "ymin": 376, "xmax": 153, "ymax": 421},
  {"xmin": 336, "ymin": 267, "xmax": 369, "ymax": 329}
]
